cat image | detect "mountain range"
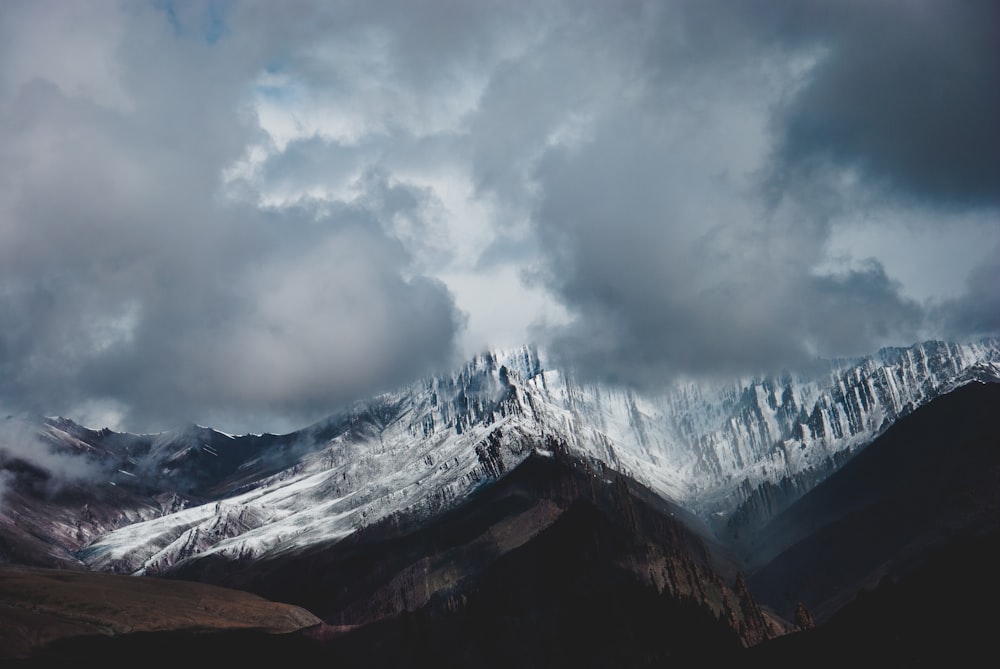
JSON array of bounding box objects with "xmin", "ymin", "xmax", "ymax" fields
[{"xmin": 2, "ymin": 337, "xmax": 999, "ymax": 665}]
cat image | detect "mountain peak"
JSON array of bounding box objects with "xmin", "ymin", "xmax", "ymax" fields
[{"xmin": 3, "ymin": 338, "xmax": 999, "ymax": 580}]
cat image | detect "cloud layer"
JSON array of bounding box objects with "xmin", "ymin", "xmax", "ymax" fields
[
  {"xmin": 0, "ymin": 416, "xmax": 109, "ymax": 506},
  {"xmin": 0, "ymin": 1, "xmax": 997, "ymax": 432}
]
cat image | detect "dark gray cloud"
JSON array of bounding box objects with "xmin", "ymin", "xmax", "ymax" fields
[
  {"xmin": 936, "ymin": 246, "xmax": 1000, "ymax": 338},
  {"xmin": 767, "ymin": 0, "xmax": 1000, "ymax": 207}
]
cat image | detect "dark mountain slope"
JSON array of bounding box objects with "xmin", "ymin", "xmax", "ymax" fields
[
  {"xmin": 746, "ymin": 381, "xmax": 1000, "ymax": 620},
  {"xmin": 749, "ymin": 526, "xmax": 1000, "ymax": 667},
  {"xmin": 166, "ymin": 447, "xmax": 776, "ymax": 665},
  {"xmin": 322, "ymin": 501, "xmax": 749, "ymax": 668}
]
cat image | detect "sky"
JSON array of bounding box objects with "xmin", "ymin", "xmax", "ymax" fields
[{"xmin": 0, "ymin": 0, "xmax": 997, "ymax": 435}]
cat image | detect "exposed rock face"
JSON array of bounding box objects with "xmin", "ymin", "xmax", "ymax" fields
[
  {"xmin": 795, "ymin": 602, "xmax": 816, "ymax": 630},
  {"xmin": 681, "ymin": 340, "xmax": 1000, "ymax": 521}
]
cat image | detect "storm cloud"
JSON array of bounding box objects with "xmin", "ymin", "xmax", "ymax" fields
[
  {"xmin": 0, "ymin": 1, "xmax": 997, "ymax": 432},
  {"xmin": 768, "ymin": 0, "xmax": 1000, "ymax": 207}
]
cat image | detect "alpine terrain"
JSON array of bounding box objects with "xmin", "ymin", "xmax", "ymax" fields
[{"xmin": 2, "ymin": 337, "xmax": 999, "ymax": 665}]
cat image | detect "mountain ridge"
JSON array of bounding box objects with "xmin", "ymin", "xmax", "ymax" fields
[
  {"xmin": 746, "ymin": 379, "xmax": 1000, "ymax": 620},
  {"xmin": 2, "ymin": 338, "xmax": 998, "ymax": 576},
  {"xmin": 3, "ymin": 342, "xmax": 1000, "ymax": 664}
]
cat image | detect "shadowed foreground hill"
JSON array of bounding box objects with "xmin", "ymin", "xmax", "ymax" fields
[{"xmin": 749, "ymin": 527, "xmax": 1000, "ymax": 667}]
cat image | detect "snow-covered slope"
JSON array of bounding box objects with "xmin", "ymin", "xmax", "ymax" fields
[
  {"xmin": 70, "ymin": 338, "xmax": 1000, "ymax": 575},
  {"xmin": 511, "ymin": 339, "xmax": 1000, "ymax": 519}
]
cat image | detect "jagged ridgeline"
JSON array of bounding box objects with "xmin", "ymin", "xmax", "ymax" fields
[{"xmin": 1, "ymin": 338, "xmax": 997, "ymax": 574}]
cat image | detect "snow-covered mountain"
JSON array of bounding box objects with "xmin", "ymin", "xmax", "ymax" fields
[{"xmin": 38, "ymin": 337, "xmax": 992, "ymax": 576}]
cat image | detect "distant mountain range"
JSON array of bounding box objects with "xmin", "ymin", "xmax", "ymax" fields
[{"xmin": 2, "ymin": 338, "xmax": 999, "ymax": 664}]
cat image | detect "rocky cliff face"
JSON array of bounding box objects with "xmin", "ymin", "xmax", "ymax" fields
[
  {"xmin": 488, "ymin": 339, "xmax": 1000, "ymax": 526},
  {"xmin": 694, "ymin": 339, "xmax": 1000, "ymax": 532}
]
